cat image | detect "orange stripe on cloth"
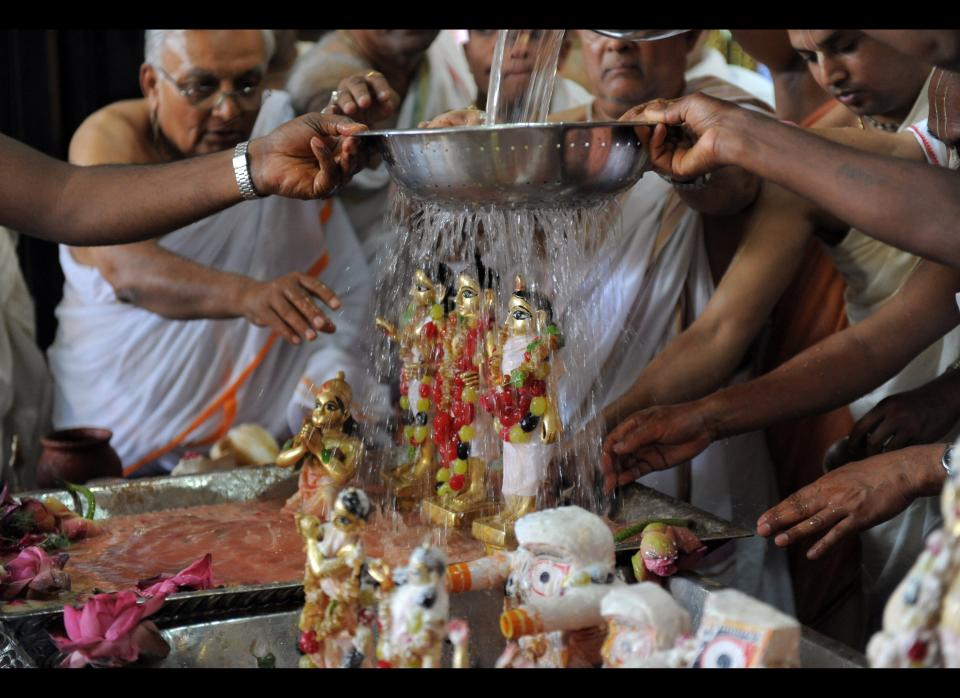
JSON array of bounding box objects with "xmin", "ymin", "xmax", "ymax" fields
[{"xmin": 123, "ymin": 249, "xmax": 331, "ymax": 476}]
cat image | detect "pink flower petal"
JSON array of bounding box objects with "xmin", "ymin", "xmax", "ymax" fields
[
  {"xmin": 62, "ymin": 605, "xmax": 83, "ymax": 640},
  {"xmin": 105, "ymin": 605, "xmax": 144, "ymax": 642}
]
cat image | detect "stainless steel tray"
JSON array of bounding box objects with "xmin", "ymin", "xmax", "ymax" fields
[
  {"xmin": 1, "ymin": 466, "xmax": 755, "ymax": 666},
  {"xmin": 610, "ymin": 482, "xmax": 755, "ymax": 554},
  {"xmin": 147, "ymin": 580, "xmax": 865, "ymax": 668}
]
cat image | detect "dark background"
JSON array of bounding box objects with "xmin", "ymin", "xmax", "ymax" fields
[{"xmin": 1, "ymin": 30, "xmax": 146, "ymax": 349}]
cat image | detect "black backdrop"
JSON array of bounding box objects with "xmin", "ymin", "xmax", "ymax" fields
[{"xmin": 0, "ymin": 30, "xmax": 145, "ymax": 349}]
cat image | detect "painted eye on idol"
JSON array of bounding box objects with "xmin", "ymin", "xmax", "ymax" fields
[
  {"xmin": 530, "ymin": 560, "xmax": 567, "ymax": 596},
  {"xmin": 338, "ymin": 516, "xmax": 351, "ymax": 527},
  {"xmin": 512, "ymin": 308, "xmax": 531, "ymax": 321},
  {"xmin": 699, "ymin": 636, "xmax": 750, "ymax": 668},
  {"xmin": 416, "ymin": 284, "xmax": 430, "ymax": 293}
]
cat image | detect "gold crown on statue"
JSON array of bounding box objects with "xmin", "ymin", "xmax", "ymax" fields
[{"xmin": 315, "ymin": 370, "xmax": 353, "ymax": 407}]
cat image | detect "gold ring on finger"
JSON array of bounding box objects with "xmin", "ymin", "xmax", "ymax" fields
[{"xmin": 366, "ymin": 70, "xmax": 379, "ymax": 79}]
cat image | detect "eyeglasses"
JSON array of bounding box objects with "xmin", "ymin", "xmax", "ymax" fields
[{"xmin": 153, "ymin": 64, "xmax": 264, "ymax": 111}]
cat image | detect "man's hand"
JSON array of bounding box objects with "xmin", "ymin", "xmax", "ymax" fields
[
  {"xmin": 620, "ymin": 92, "xmax": 749, "ymax": 180},
  {"xmin": 322, "ymin": 70, "xmax": 402, "ymax": 126},
  {"xmin": 755, "ymin": 445, "xmax": 942, "ymax": 560},
  {"xmin": 419, "ymin": 108, "xmax": 485, "ymax": 129},
  {"xmin": 236, "ymin": 272, "xmax": 342, "ymax": 345},
  {"xmin": 248, "ymin": 113, "xmax": 368, "ymax": 200},
  {"xmin": 849, "ymin": 385, "xmax": 960, "ymax": 457},
  {"xmin": 600, "ymin": 402, "xmax": 716, "ymax": 494}
]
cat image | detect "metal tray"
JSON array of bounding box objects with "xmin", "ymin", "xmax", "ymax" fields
[
  {"xmin": 1, "ymin": 466, "xmax": 753, "ymax": 666},
  {"xmin": 610, "ymin": 482, "xmax": 755, "ymax": 554},
  {"xmin": 145, "ymin": 579, "xmax": 866, "ymax": 668}
]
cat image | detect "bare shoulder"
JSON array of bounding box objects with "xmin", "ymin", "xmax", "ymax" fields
[{"xmin": 69, "ymin": 99, "xmax": 152, "ymax": 165}]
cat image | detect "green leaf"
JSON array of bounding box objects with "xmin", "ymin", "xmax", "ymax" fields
[
  {"xmin": 613, "ymin": 518, "xmax": 693, "ymax": 543},
  {"xmin": 64, "ymin": 481, "xmax": 97, "ymax": 520}
]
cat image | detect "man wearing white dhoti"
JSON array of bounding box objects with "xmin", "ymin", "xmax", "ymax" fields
[
  {"xmin": 550, "ymin": 30, "xmax": 794, "ymax": 613},
  {"xmin": 48, "ymin": 30, "xmax": 370, "ymax": 476}
]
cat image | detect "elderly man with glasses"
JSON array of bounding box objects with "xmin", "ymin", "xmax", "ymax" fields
[{"xmin": 47, "ymin": 29, "xmax": 370, "ymax": 477}]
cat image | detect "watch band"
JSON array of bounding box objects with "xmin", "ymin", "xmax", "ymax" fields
[
  {"xmin": 942, "ymin": 443, "xmax": 955, "ymax": 477},
  {"xmin": 657, "ymin": 171, "xmax": 713, "ymax": 191},
  {"xmin": 232, "ymin": 141, "xmax": 262, "ymax": 200}
]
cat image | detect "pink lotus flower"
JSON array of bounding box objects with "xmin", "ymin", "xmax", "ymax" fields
[
  {"xmin": 0, "ymin": 546, "xmax": 70, "ymax": 600},
  {"xmin": 51, "ymin": 591, "xmax": 169, "ymax": 668},
  {"xmin": 137, "ymin": 554, "xmax": 218, "ymax": 598}
]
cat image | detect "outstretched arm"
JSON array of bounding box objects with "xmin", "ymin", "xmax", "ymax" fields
[
  {"xmin": 0, "ymin": 114, "xmax": 366, "ymax": 247},
  {"xmin": 629, "ymin": 93, "xmax": 960, "ymax": 269},
  {"xmin": 601, "ymin": 182, "xmax": 816, "ymax": 430},
  {"xmin": 602, "ymin": 260, "xmax": 960, "ymax": 491}
]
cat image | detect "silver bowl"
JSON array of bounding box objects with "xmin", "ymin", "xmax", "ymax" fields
[{"xmin": 355, "ymin": 121, "xmax": 649, "ymax": 207}]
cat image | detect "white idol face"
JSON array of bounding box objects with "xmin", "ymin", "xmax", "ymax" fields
[{"xmin": 504, "ymin": 547, "xmax": 572, "ymax": 604}]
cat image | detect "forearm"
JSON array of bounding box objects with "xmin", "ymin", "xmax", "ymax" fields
[
  {"xmin": 704, "ymin": 319, "xmax": 948, "ymax": 441},
  {"xmin": 98, "ymin": 246, "xmax": 249, "ymax": 320},
  {"xmin": 603, "ymin": 324, "xmax": 750, "ymax": 431},
  {"xmin": 720, "ymin": 110, "xmax": 960, "ymax": 268},
  {"xmin": 52, "ymin": 150, "xmax": 239, "ymax": 247}
]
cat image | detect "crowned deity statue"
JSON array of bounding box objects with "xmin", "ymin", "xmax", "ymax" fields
[
  {"xmin": 376, "ymin": 269, "xmax": 447, "ymax": 510},
  {"xmin": 423, "ymin": 269, "xmax": 500, "ymax": 528},
  {"xmin": 376, "ymin": 544, "xmax": 470, "ymax": 668},
  {"xmin": 295, "ymin": 488, "xmax": 386, "ymax": 669},
  {"xmin": 278, "ymin": 371, "xmax": 362, "ymax": 520},
  {"xmin": 472, "ymin": 276, "xmax": 563, "ymax": 551},
  {"xmin": 448, "ymin": 506, "xmax": 617, "ymax": 668}
]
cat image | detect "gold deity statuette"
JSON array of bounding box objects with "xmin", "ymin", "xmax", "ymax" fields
[{"xmin": 279, "ymin": 371, "xmax": 363, "ymax": 520}]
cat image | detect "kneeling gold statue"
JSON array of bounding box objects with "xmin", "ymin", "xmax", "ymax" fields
[{"xmin": 278, "ymin": 371, "xmax": 361, "ymax": 520}]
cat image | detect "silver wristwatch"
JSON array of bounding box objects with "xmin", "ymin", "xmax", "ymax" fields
[
  {"xmin": 942, "ymin": 443, "xmax": 955, "ymax": 477},
  {"xmin": 232, "ymin": 141, "xmax": 262, "ymax": 200},
  {"xmin": 657, "ymin": 171, "xmax": 713, "ymax": 190}
]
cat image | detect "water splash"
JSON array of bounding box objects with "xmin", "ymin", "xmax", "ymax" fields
[
  {"xmin": 360, "ymin": 189, "xmax": 627, "ymax": 517},
  {"xmin": 486, "ymin": 30, "xmax": 566, "ymax": 125}
]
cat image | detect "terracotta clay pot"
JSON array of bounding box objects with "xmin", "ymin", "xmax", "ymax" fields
[{"xmin": 36, "ymin": 428, "xmax": 123, "ymax": 488}]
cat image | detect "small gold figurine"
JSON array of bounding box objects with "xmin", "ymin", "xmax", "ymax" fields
[
  {"xmin": 472, "ymin": 276, "xmax": 563, "ymax": 551},
  {"xmin": 295, "ymin": 488, "xmax": 380, "ymax": 669},
  {"xmin": 376, "ymin": 544, "xmax": 470, "ymax": 668},
  {"xmin": 423, "ymin": 271, "xmax": 499, "ymax": 528},
  {"xmin": 278, "ymin": 371, "xmax": 362, "ymax": 520},
  {"xmin": 376, "ymin": 269, "xmax": 446, "ymax": 510}
]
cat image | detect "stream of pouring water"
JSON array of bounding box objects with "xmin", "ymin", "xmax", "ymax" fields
[{"xmin": 485, "ymin": 30, "xmax": 566, "ymax": 125}]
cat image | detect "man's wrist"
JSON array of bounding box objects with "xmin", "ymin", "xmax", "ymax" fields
[
  {"xmin": 244, "ymin": 137, "xmax": 268, "ymax": 198},
  {"xmin": 915, "ymin": 443, "xmax": 950, "ymax": 497},
  {"xmin": 716, "ymin": 108, "xmax": 762, "ymax": 172}
]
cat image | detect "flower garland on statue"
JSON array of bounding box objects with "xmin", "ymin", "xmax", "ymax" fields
[
  {"xmin": 479, "ymin": 325, "xmax": 563, "ymax": 446},
  {"xmin": 433, "ymin": 318, "xmax": 487, "ymax": 497},
  {"xmin": 397, "ymin": 301, "xmax": 445, "ymax": 466}
]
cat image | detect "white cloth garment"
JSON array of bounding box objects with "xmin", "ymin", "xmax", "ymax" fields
[
  {"xmin": 0, "ymin": 228, "xmax": 51, "ymax": 490},
  {"xmin": 49, "ymin": 92, "xmax": 370, "ymax": 476},
  {"xmin": 555, "ymin": 75, "xmax": 793, "ymax": 613}
]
